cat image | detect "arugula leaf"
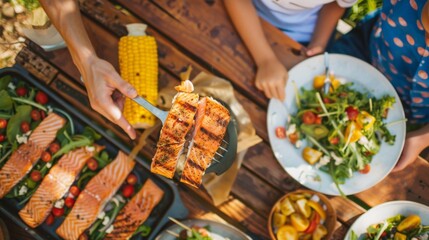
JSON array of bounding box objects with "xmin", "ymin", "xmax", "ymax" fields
[{"xmin": 7, "ymin": 105, "xmax": 32, "ymax": 144}]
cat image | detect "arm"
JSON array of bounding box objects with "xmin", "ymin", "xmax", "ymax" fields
[
  {"xmin": 224, "ymin": 0, "xmax": 288, "ymax": 100},
  {"xmin": 393, "ymin": 124, "xmax": 429, "ymax": 172},
  {"xmin": 306, "ymin": 2, "xmax": 346, "ymax": 56},
  {"xmin": 39, "ymin": 0, "xmax": 137, "ymax": 139}
]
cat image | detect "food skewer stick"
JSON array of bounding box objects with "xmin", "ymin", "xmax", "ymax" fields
[
  {"xmin": 168, "ymin": 217, "xmax": 193, "ymax": 231},
  {"xmin": 166, "ymin": 230, "xmax": 180, "ymax": 237}
]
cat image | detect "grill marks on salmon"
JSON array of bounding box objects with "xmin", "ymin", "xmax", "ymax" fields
[
  {"xmin": 56, "ymin": 151, "xmax": 135, "ymax": 240},
  {"xmin": 151, "ymin": 92, "xmax": 199, "ymax": 178},
  {"xmin": 19, "ymin": 147, "xmax": 95, "ymax": 228},
  {"xmin": 180, "ymin": 97, "xmax": 230, "ymax": 188},
  {"xmin": 105, "ymin": 179, "xmax": 164, "ymax": 239},
  {"xmin": 0, "ymin": 113, "xmax": 65, "ymax": 198}
]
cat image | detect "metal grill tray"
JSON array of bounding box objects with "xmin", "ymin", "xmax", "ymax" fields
[{"xmin": 0, "ymin": 66, "xmax": 188, "ymax": 240}]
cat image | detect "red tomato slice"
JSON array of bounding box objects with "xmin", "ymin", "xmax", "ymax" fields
[
  {"xmin": 288, "ymin": 132, "xmax": 299, "ymax": 144},
  {"xmin": 275, "ymin": 127, "xmax": 287, "ymax": 139},
  {"xmin": 359, "ymin": 164, "xmax": 371, "ymax": 174}
]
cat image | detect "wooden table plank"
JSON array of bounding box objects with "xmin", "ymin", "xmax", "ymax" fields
[
  {"xmin": 356, "ymin": 158, "xmax": 429, "ymax": 207},
  {"xmin": 116, "ymin": 0, "xmax": 305, "ymax": 108}
]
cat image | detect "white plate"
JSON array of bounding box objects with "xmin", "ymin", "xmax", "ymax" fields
[
  {"xmin": 155, "ymin": 219, "xmax": 251, "ymax": 240},
  {"xmin": 267, "ymin": 54, "xmax": 406, "ymax": 195},
  {"xmin": 344, "ymin": 201, "xmax": 429, "ymax": 239}
]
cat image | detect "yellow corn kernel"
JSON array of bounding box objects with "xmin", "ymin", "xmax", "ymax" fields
[{"xmin": 119, "ymin": 23, "xmax": 158, "ymax": 128}]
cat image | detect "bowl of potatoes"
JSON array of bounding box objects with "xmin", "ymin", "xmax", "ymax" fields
[{"xmin": 268, "ymin": 189, "xmax": 336, "ymax": 240}]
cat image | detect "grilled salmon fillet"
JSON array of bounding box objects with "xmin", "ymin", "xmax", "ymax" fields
[
  {"xmin": 180, "ymin": 97, "xmax": 230, "ymax": 188},
  {"xmin": 151, "ymin": 91, "xmax": 199, "ymax": 178},
  {"xmin": 56, "ymin": 151, "xmax": 135, "ymax": 240},
  {"xmin": 19, "ymin": 147, "xmax": 95, "ymax": 228},
  {"xmin": 105, "ymin": 179, "xmax": 164, "ymax": 239},
  {"xmin": 0, "ymin": 113, "xmax": 65, "ymax": 198}
]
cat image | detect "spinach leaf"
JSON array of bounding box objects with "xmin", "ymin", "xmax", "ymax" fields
[
  {"xmin": 7, "ymin": 105, "xmax": 32, "ymax": 144},
  {"xmin": 0, "ymin": 75, "xmax": 12, "ymax": 91},
  {"xmin": 0, "ymin": 90, "xmax": 13, "ymax": 110}
]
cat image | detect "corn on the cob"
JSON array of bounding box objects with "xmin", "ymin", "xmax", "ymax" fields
[{"xmin": 119, "ymin": 23, "xmax": 158, "ymax": 128}]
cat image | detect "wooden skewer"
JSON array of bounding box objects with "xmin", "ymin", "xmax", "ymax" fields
[
  {"xmin": 168, "ymin": 217, "xmax": 192, "ymax": 231},
  {"xmin": 166, "ymin": 230, "xmax": 180, "ymax": 237}
]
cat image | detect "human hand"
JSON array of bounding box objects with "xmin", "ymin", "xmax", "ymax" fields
[
  {"xmin": 392, "ymin": 130, "xmax": 427, "ymax": 172},
  {"xmin": 80, "ymin": 56, "xmax": 138, "ymax": 139},
  {"xmin": 255, "ymin": 58, "xmax": 288, "ymax": 101},
  {"xmin": 304, "ymin": 45, "xmax": 325, "ymax": 57}
]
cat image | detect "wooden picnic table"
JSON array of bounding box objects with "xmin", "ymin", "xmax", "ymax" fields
[{"xmin": 2, "ymin": 0, "xmax": 429, "ymax": 239}]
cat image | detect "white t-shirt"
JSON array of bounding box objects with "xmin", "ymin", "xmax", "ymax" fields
[{"xmin": 253, "ymin": 0, "xmax": 357, "ymax": 42}]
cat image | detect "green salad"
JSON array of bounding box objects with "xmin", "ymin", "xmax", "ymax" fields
[
  {"xmin": 276, "ymin": 75, "xmax": 401, "ymax": 195},
  {"xmin": 350, "ymin": 214, "xmax": 429, "ymax": 240}
]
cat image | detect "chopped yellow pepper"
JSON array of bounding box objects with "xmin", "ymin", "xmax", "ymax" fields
[
  {"xmin": 397, "ymin": 215, "xmax": 421, "ymax": 231},
  {"xmin": 357, "ymin": 111, "xmax": 376, "ymax": 131},
  {"xmin": 277, "ymin": 225, "xmax": 298, "ymax": 240},
  {"xmin": 312, "ymin": 225, "xmax": 327, "ymax": 240},
  {"xmin": 394, "ymin": 232, "xmax": 407, "ymax": 240},
  {"xmin": 344, "ymin": 121, "xmax": 363, "ymax": 143},
  {"xmin": 302, "ymin": 147, "xmax": 323, "ymax": 165}
]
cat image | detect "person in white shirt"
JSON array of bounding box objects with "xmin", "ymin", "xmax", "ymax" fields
[{"xmin": 225, "ymin": 0, "xmax": 357, "ymax": 101}]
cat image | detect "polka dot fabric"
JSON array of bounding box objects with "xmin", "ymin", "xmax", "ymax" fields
[{"xmin": 370, "ymin": 0, "xmax": 429, "ymax": 123}]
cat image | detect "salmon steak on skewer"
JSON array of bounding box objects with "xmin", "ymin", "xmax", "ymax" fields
[
  {"xmin": 56, "ymin": 151, "xmax": 135, "ymax": 240},
  {"xmin": 105, "ymin": 179, "xmax": 164, "ymax": 239},
  {"xmin": 19, "ymin": 147, "xmax": 96, "ymax": 228},
  {"xmin": 0, "ymin": 113, "xmax": 66, "ymax": 198},
  {"xmin": 151, "ymin": 80, "xmax": 199, "ymax": 179},
  {"xmin": 180, "ymin": 97, "xmax": 230, "ymax": 188}
]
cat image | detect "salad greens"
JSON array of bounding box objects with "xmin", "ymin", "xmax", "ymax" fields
[
  {"xmin": 286, "ymin": 79, "xmax": 400, "ymax": 195},
  {"xmin": 350, "ymin": 214, "xmax": 429, "ymax": 240}
]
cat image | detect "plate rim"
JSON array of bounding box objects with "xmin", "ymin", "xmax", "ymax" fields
[{"xmin": 266, "ymin": 53, "xmax": 406, "ymax": 196}]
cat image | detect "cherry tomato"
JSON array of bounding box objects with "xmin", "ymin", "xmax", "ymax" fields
[
  {"xmin": 41, "ymin": 151, "xmax": 52, "ymax": 162},
  {"xmin": 288, "ymin": 132, "xmax": 299, "ymax": 145},
  {"xmin": 0, "ymin": 134, "xmax": 5, "ymax": 143},
  {"xmin": 126, "ymin": 174, "xmax": 138, "ymax": 185},
  {"xmin": 329, "ymin": 137, "xmax": 339, "ymax": 145},
  {"xmin": 69, "ymin": 186, "xmax": 80, "ymax": 197},
  {"xmin": 87, "ymin": 158, "xmax": 98, "ymax": 171},
  {"xmin": 315, "ymin": 116, "xmax": 322, "ymax": 125},
  {"xmin": 323, "ymin": 97, "xmax": 332, "ymax": 104},
  {"xmin": 275, "ymin": 127, "xmax": 287, "ymax": 139},
  {"xmin": 122, "ymin": 184, "xmax": 134, "ymax": 198},
  {"xmin": 359, "ymin": 164, "xmax": 371, "ymax": 174},
  {"xmin": 0, "ymin": 119, "xmax": 7, "ymax": 129},
  {"xmin": 345, "ymin": 106, "xmax": 359, "ymax": 121},
  {"xmin": 45, "ymin": 214, "xmax": 55, "ymax": 225},
  {"xmin": 52, "ymin": 207, "xmax": 64, "ymax": 217},
  {"xmin": 20, "ymin": 121, "xmax": 30, "ymax": 133},
  {"xmin": 35, "ymin": 91, "xmax": 49, "ymax": 105},
  {"xmin": 302, "ymin": 111, "xmax": 316, "ymax": 124},
  {"xmin": 30, "ymin": 109, "xmax": 41, "ymax": 121},
  {"xmin": 40, "ymin": 110, "xmax": 47, "ymax": 120},
  {"xmin": 49, "ymin": 142, "xmax": 60, "ymax": 154},
  {"xmin": 15, "ymin": 87, "xmax": 28, "ymax": 97},
  {"xmin": 64, "ymin": 197, "xmax": 75, "ymax": 208},
  {"xmin": 30, "ymin": 170, "xmax": 42, "ymax": 182}
]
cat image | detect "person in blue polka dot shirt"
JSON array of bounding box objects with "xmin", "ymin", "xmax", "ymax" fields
[{"xmin": 329, "ymin": 0, "xmax": 429, "ymax": 171}]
